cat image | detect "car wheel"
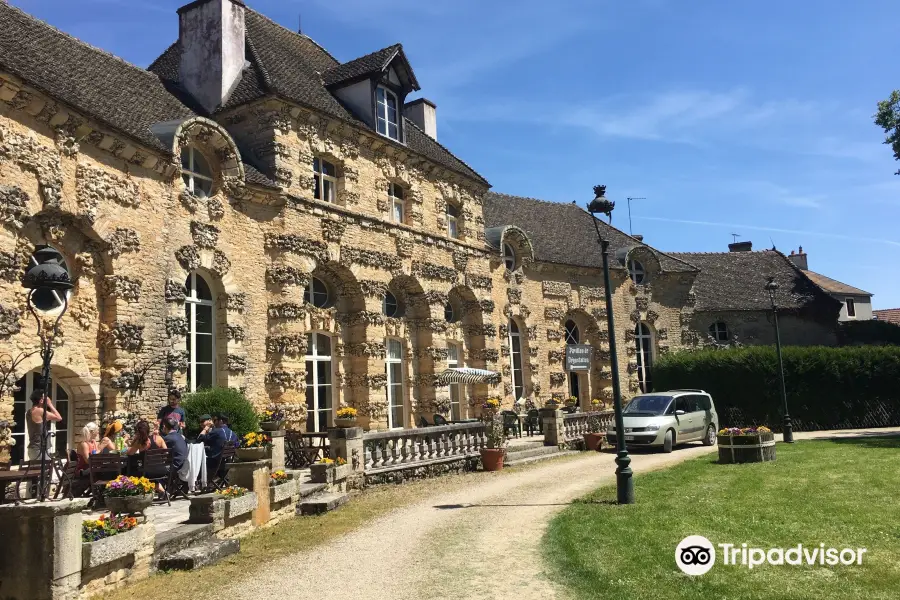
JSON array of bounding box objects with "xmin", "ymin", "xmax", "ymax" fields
[
  {"xmin": 702, "ymin": 424, "xmax": 716, "ymax": 446},
  {"xmin": 663, "ymin": 429, "xmax": 674, "ymax": 453}
]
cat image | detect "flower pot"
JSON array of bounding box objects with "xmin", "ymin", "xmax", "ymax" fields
[
  {"xmin": 583, "ymin": 432, "xmax": 604, "ymax": 451},
  {"xmin": 236, "ymin": 447, "xmax": 269, "ymax": 462},
  {"xmin": 334, "ymin": 417, "xmax": 357, "ymax": 428},
  {"xmin": 480, "ymin": 448, "xmax": 505, "ymax": 472},
  {"xmin": 105, "ymin": 493, "xmax": 153, "ymax": 518},
  {"xmin": 259, "ymin": 421, "xmax": 284, "ymax": 432},
  {"xmin": 718, "ymin": 432, "xmax": 776, "ymax": 464}
]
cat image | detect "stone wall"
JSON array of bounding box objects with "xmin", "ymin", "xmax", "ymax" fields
[{"xmin": 688, "ymin": 310, "xmax": 837, "ymax": 347}]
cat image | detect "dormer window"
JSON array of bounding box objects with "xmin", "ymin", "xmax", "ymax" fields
[
  {"xmin": 389, "ymin": 183, "xmax": 405, "ymax": 223},
  {"xmin": 376, "ymin": 85, "xmax": 400, "ymax": 141},
  {"xmin": 628, "ymin": 259, "xmax": 645, "ymax": 284},
  {"xmin": 447, "ymin": 204, "xmax": 460, "ymax": 239},
  {"xmin": 503, "ymin": 244, "xmax": 516, "ymax": 271},
  {"xmin": 181, "ymin": 146, "xmax": 213, "ymax": 198},
  {"xmin": 313, "ymin": 157, "xmax": 337, "ymax": 203}
]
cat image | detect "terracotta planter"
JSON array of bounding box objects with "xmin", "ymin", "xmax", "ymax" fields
[
  {"xmin": 105, "ymin": 493, "xmax": 153, "ymax": 519},
  {"xmin": 259, "ymin": 421, "xmax": 284, "ymax": 432},
  {"xmin": 334, "ymin": 417, "xmax": 357, "ymax": 428},
  {"xmin": 236, "ymin": 447, "xmax": 269, "ymax": 462},
  {"xmin": 583, "ymin": 432, "xmax": 604, "ymax": 451},
  {"xmin": 480, "ymin": 448, "xmax": 505, "ymax": 472}
]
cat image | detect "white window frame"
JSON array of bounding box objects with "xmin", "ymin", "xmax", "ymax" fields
[
  {"xmin": 845, "ymin": 298, "xmax": 856, "ymax": 319},
  {"xmin": 447, "ymin": 204, "xmax": 460, "ymax": 239},
  {"xmin": 28, "ymin": 246, "xmax": 70, "ymax": 313},
  {"xmin": 564, "ymin": 320, "xmax": 580, "ymax": 345},
  {"xmin": 185, "ymin": 272, "xmax": 215, "ymax": 392},
  {"xmin": 508, "ymin": 319, "xmax": 525, "ymax": 400},
  {"xmin": 709, "ymin": 322, "xmax": 729, "ymax": 342},
  {"xmin": 628, "ymin": 259, "xmax": 645, "ymax": 284},
  {"xmin": 389, "ymin": 183, "xmax": 405, "ymax": 223},
  {"xmin": 11, "ymin": 373, "xmax": 72, "ymax": 464},
  {"xmin": 304, "ymin": 277, "xmax": 330, "ymax": 309},
  {"xmin": 376, "ymin": 85, "xmax": 400, "ymax": 141},
  {"xmin": 447, "ymin": 342, "xmax": 463, "ymax": 421},
  {"xmin": 635, "ymin": 322, "xmax": 654, "ymax": 393},
  {"xmin": 503, "ymin": 244, "xmax": 516, "ymax": 271},
  {"xmin": 313, "ymin": 157, "xmax": 337, "ymax": 203},
  {"xmin": 386, "ymin": 338, "xmax": 405, "ymax": 429},
  {"xmin": 181, "ymin": 146, "xmax": 213, "ymax": 198},
  {"xmin": 305, "ymin": 332, "xmax": 334, "ymax": 432}
]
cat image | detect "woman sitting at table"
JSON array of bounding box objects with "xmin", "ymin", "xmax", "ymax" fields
[
  {"xmin": 128, "ymin": 420, "xmax": 168, "ymax": 492},
  {"xmin": 76, "ymin": 422, "xmax": 100, "ymax": 475},
  {"xmin": 98, "ymin": 420, "xmax": 129, "ymax": 454}
]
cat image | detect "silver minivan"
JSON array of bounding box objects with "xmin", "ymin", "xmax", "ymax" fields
[{"xmin": 605, "ymin": 389, "xmax": 718, "ymax": 453}]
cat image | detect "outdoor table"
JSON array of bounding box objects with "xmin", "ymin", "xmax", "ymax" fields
[
  {"xmin": 0, "ymin": 469, "xmax": 41, "ymax": 504},
  {"xmin": 184, "ymin": 443, "xmax": 207, "ymax": 492}
]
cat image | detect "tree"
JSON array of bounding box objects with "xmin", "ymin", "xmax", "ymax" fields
[{"xmin": 874, "ymin": 90, "xmax": 900, "ymax": 174}]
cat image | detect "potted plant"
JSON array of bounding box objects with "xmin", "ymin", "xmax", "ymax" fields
[
  {"xmin": 237, "ymin": 431, "xmax": 272, "ymax": 461},
  {"xmin": 270, "ymin": 470, "xmax": 290, "ymax": 486},
  {"xmin": 590, "ymin": 398, "xmax": 603, "ymax": 411},
  {"xmin": 718, "ymin": 426, "xmax": 775, "ymax": 464},
  {"xmin": 310, "ymin": 456, "xmax": 347, "ymax": 484},
  {"xmin": 259, "ymin": 405, "xmax": 285, "ymax": 431},
  {"xmin": 334, "ymin": 406, "xmax": 358, "ymax": 428},
  {"xmin": 104, "ymin": 475, "xmax": 155, "ymax": 518},
  {"xmin": 564, "ymin": 396, "xmax": 579, "ymax": 414},
  {"xmin": 480, "ymin": 412, "xmax": 508, "ymax": 471},
  {"xmin": 583, "ymin": 413, "xmax": 605, "ymax": 451},
  {"xmin": 82, "ymin": 513, "xmax": 138, "ymax": 542}
]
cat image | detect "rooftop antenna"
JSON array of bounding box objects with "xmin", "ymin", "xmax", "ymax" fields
[
  {"xmin": 626, "ymin": 197, "xmax": 646, "ymax": 236},
  {"xmin": 730, "ymin": 233, "xmax": 741, "ymax": 243},
  {"xmin": 298, "ymin": 13, "xmax": 302, "ymax": 34},
  {"xmin": 769, "ymin": 236, "xmax": 776, "ymax": 251}
]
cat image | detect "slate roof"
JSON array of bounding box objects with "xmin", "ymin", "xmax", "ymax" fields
[
  {"xmin": 802, "ymin": 270, "xmax": 872, "ymax": 297},
  {"xmin": 483, "ymin": 192, "xmax": 698, "ymax": 272},
  {"xmin": 874, "ymin": 309, "xmax": 900, "ymax": 325},
  {"xmin": 322, "ymin": 44, "xmax": 414, "ymax": 87},
  {"xmin": 667, "ymin": 251, "xmax": 842, "ymax": 314},
  {"xmin": 149, "ymin": 9, "xmax": 485, "ymax": 185}
]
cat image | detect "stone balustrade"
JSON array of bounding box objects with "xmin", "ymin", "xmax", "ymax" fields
[
  {"xmin": 563, "ymin": 410, "xmax": 615, "ymax": 443},
  {"xmin": 362, "ymin": 422, "xmax": 486, "ymax": 478}
]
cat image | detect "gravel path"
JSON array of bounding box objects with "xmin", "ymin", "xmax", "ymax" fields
[{"xmin": 224, "ymin": 428, "xmax": 900, "ymax": 600}]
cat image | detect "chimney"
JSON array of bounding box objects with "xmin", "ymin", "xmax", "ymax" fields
[
  {"xmin": 404, "ymin": 98, "xmax": 437, "ymax": 140},
  {"xmin": 787, "ymin": 245, "xmax": 808, "ymax": 270},
  {"xmin": 632, "ymin": 234, "xmax": 644, "ymax": 242},
  {"xmin": 178, "ymin": 0, "xmax": 246, "ymax": 114},
  {"xmin": 728, "ymin": 241, "xmax": 752, "ymax": 252}
]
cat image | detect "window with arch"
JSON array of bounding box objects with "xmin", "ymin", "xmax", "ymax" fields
[
  {"xmin": 304, "ymin": 277, "xmax": 330, "ymax": 308},
  {"xmin": 11, "ymin": 372, "xmax": 71, "ymax": 464},
  {"xmin": 564, "ymin": 320, "xmax": 580, "ymax": 345},
  {"xmin": 388, "ymin": 183, "xmax": 405, "ymax": 223},
  {"xmin": 313, "ymin": 157, "xmax": 337, "ymax": 203},
  {"xmin": 508, "ymin": 319, "xmax": 525, "ymax": 400},
  {"xmin": 634, "ymin": 322, "xmax": 654, "ymax": 393},
  {"xmin": 305, "ymin": 333, "xmax": 333, "ymax": 432},
  {"xmin": 444, "ymin": 302, "xmax": 457, "ymax": 323},
  {"xmin": 628, "ymin": 259, "xmax": 645, "ymax": 285},
  {"xmin": 503, "ymin": 244, "xmax": 516, "ymax": 271},
  {"xmin": 181, "ymin": 146, "xmax": 213, "ymax": 198},
  {"xmin": 386, "ymin": 338, "xmax": 405, "ymax": 428},
  {"xmin": 383, "ymin": 291, "xmax": 402, "ymax": 318},
  {"xmin": 185, "ymin": 272, "xmax": 215, "ymax": 391},
  {"xmin": 446, "ymin": 342, "xmax": 463, "ymax": 421},
  {"xmin": 376, "ymin": 85, "xmax": 400, "ymax": 141},
  {"xmin": 28, "ymin": 246, "xmax": 70, "ymax": 312},
  {"xmin": 446, "ymin": 204, "xmax": 460, "ymax": 239},
  {"xmin": 564, "ymin": 320, "xmax": 581, "ymax": 403},
  {"xmin": 709, "ymin": 321, "xmax": 729, "ymax": 343}
]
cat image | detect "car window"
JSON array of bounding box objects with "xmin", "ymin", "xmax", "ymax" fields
[
  {"xmin": 695, "ymin": 395, "xmax": 711, "ymax": 411},
  {"xmin": 674, "ymin": 396, "xmax": 688, "ymax": 413}
]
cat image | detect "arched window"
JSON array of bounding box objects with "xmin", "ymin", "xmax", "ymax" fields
[
  {"xmin": 376, "ymin": 85, "xmax": 400, "ymax": 141},
  {"xmin": 386, "ymin": 339, "xmax": 405, "ymax": 428},
  {"xmin": 389, "ymin": 182, "xmax": 405, "ymax": 223},
  {"xmin": 628, "ymin": 259, "xmax": 645, "ymax": 285},
  {"xmin": 304, "ymin": 277, "xmax": 330, "ymax": 308},
  {"xmin": 185, "ymin": 272, "xmax": 215, "ymax": 391},
  {"xmin": 564, "ymin": 320, "xmax": 580, "ymax": 345},
  {"xmin": 10, "ymin": 372, "xmax": 70, "ymax": 464},
  {"xmin": 508, "ymin": 319, "xmax": 525, "ymax": 400},
  {"xmin": 503, "ymin": 244, "xmax": 516, "ymax": 271},
  {"xmin": 28, "ymin": 246, "xmax": 70, "ymax": 312},
  {"xmin": 383, "ymin": 291, "xmax": 402, "ymax": 318},
  {"xmin": 444, "ymin": 302, "xmax": 457, "ymax": 323},
  {"xmin": 564, "ymin": 319, "xmax": 581, "ymax": 402},
  {"xmin": 635, "ymin": 322, "xmax": 654, "ymax": 393},
  {"xmin": 305, "ymin": 333, "xmax": 333, "ymax": 432},
  {"xmin": 709, "ymin": 321, "xmax": 729, "ymax": 343},
  {"xmin": 181, "ymin": 146, "xmax": 213, "ymax": 198},
  {"xmin": 446, "ymin": 342, "xmax": 463, "ymax": 420},
  {"xmin": 447, "ymin": 204, "xmax": 460, "ymax": 239},
  {"xmin": 313, "ymin": 157, "xmax": 337, "ymax": 203}
]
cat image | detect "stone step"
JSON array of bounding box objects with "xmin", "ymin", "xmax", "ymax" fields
[
  {"xmin": 504, "ymin": 450, "xmax": 580, "ymax": 468},
  {"xmin": 296, "ymin": 482, "xmax": 327, "ymax": 499},
  {"xmin": 156, "ymin": 538, "xmax": 240, "ymax": 571},
  {"xmin": 505, "ymin": 445, "xmax": 561, "ymax": 460},
  {"xmin": 153, "ymin": 523, "xmax": 215, "ymax": 566},
  {"xmin": 298, "ymin": 492, "xmax": 349, "ymax": 516}
]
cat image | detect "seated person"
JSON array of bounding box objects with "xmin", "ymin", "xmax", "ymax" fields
[
  {"xmin": 198, "ymin": 413, "xmax": 236, "ymax": 476},
  {"xmin": 98, "ymin": 420, "xmax": 129, "ymax": 454},
  {"xmin": 161, "ymin": 417, "xmax": 189, "ymax": 483},
  {"xmin": 195, "ymin": 414, "xmax": 213, "ymax": 441},
  {"xmin": 127, "ymin": 420, "xmax": 168, "ymax": 492},
  {"xmin": 76, "ymin": 422, "xmax": 100, "ymax": 475}
]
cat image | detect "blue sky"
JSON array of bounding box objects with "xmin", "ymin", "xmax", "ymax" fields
[{"xmin": 12, "ymin": 0, "xmax": 900, "ymax": 306}]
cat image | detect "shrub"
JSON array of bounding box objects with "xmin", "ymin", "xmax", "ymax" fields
[
  {"xmin": 838, "ymin": 319, "xmax": 900, "ymax": 346},
  {"xmin": 653, "ymin": 345, "xmax": 900, "ymax": 431},
  {"xmin": 181, "ymin": 387, "xmax": 259, "ymax": 438}
]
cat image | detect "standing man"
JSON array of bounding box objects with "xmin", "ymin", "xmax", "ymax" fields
[
  {"xmin": 28, "ymin": 389, "xmax": 62, "ymax": 460},
  {"xmin": 157, "ymin": 389, "xmax": 186, "ymax": 430}
]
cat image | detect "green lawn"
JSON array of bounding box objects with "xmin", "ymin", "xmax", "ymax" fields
[{"xmin": 544, "ymin": 436, "xmax": 900, "ymax": 600}]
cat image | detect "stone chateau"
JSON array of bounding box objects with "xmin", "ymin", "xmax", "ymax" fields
[{"xmin": 0, "ymin": 0, "xmax": 842, "ymax": 459}]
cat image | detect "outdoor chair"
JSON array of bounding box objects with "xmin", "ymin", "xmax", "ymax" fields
[
  {"xmin": 208, "ymin": 446, "xmax": 236, "ymax": 492},
  {"xmin": 18, "ymin": 459, "xmax": 55, "ymax": 500},
  {"xmin": 419, "ymin": 416, "xmax": 431, "ymax": 428},
  {"xmin": 88, "ymin": 454, "xmax": 126, "ymax": 508},
  {"xmin": 432, "ymin": 414, "xmax": 448, "ymax": 426},
  {"xmin": 524, "ymin": 409, "xmax": 541, "ymax": 436},
  {"xmin": 501, "ymin": 411, "xmax": 521, "ymax": 438},
  {"xmin": 132, "ymin": 448, "xmax": 173, "ymax": 505},
  {"xmin": 52, "ymin": 452, "xmax": 84, "ymax": 500}
]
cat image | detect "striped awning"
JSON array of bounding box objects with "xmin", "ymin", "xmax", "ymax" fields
[{"xmin": 437, "ymin": 368, "xmax": 501, "ymax": 385}]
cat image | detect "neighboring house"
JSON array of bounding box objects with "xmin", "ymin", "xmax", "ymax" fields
[
  {"xmin": 786, "ymin": 247, "xmax": 873, "ymax": 321},
  {"xmin": 873, "ymin": 309, "xmax": 900, "ymax": 325}
]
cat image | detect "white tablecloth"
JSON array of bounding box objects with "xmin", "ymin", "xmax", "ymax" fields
[{"xmin": 183, "ymin": 443, "xmax": 208, "ymax": 492}]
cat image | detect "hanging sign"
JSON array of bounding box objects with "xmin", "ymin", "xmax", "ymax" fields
[{"xmin": 565, "ymin": 344, "xmax": 593, "ymax": 371}]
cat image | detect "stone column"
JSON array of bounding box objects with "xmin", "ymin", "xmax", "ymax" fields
[
  {"xmin": 0, "ymin": 498, "xmax": 90, "ymax": 599},
  {"xmin": 328, "ymin": 426, "xmax": 364, "ymax": 473},
  {"xmin": 270, "ymin": 430, "xmax": 285, "ymax": 471},
  {"xmin": 542, "ymin": 409, "xmax": 565, "ymax": 447},
  {"xmin": 228, "ymin": 459, "xmax": 271, "ymax": 526}
]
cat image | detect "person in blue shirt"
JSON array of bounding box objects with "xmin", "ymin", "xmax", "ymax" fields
[
  {"xmin": 157, "ymin": 389, "xmax": 186, "ymax": 431},
  {"xmin": 198, "ymin": 412, "xmax": 236, "ymax": 476}
]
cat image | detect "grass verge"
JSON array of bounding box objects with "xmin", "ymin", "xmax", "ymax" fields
[{"xmin": 543, "ymin": 436, "xmax": 900, "ymax": 600}]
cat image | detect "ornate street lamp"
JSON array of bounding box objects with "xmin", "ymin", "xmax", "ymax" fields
[
  {"xmin": 764, "ymin": 277, "xmax": 794, "ymax": 443},
  {"xmin": 587, "ymin": 185, "xmax": 634, "ymax": 504},
  {"xmin": 22, "ymin": 246, "xmax": 73, "ymax": 501}
]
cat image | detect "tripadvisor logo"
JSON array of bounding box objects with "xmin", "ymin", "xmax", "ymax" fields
[{"xmin": 676, "ymin": 536, "xmax": 867, "ymax": 575}]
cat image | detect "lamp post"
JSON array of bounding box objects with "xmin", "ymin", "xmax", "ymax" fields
[
  {"xmin": 587, "ymin": 185, "xmax": 634, "ymax": 504},
  {"xmin": 764, "ymin": 277, "xmax": 794, "ymax": 443},
  {"xmin": 22, "ymin": 246, "xmax": 73, "ymax": 501}
]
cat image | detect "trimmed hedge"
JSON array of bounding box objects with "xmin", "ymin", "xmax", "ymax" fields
[
  {"xmin": 181, "ymin": 387, "xmax": 259, "ymax": 439},
  {"xmin": 837, "ymin": 319, "xmax": 900, "ymax": 346},
  {"xmin": 652, "ymin": 346, "xmax": 900, "ymax": 431}
]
